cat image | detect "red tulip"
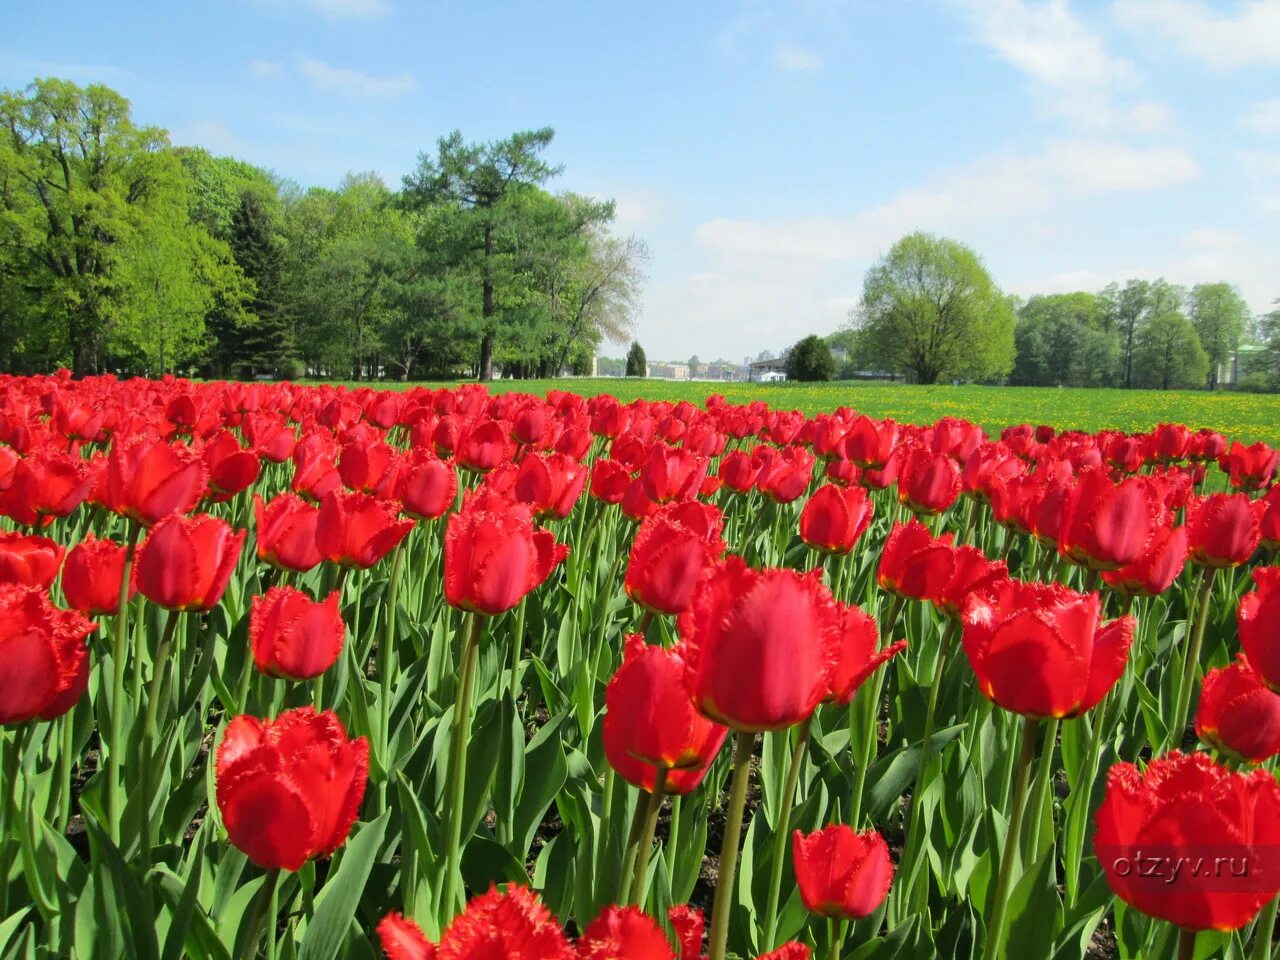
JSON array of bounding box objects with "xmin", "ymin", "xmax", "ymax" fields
[
  {"xmin": 758, "ymin": 447, "xmax": 815, "ymax": 504},
  {"xmin": 1258, "ymin": 485, "xmax": 1280, "ymax": 552},
  {"xmin": 0, "ymin": 531, "xmax": 63, "ymax": 588},
  {"xmin": 242, "ymin": 414, "xmax": 296, "ymax": 463},
  {"xmin": 1195, "ymin": 656, "xmax": 1280, "ymax": 763},
  {"xmin": 250, "ymin": 587, "xmax": 345, "ymax": 680},
  {"xmin": 316, "ymin": 490, "xmax": 413, "ymax": 568},
  {"xmin": 515, "ymin": 451, "xmax": 588, "ymax": 521},
  {"xmin": 102, "ymin": 436, "xmax": 207, "ymax": 526},
  {"xmin": 826, "ymin": 605, "xmax": 905, "ymax": 704},
  {"xmin": 455, "ymin": 418, "xmax": 513, "ymax": 472},
  {"xmin": 338, "ymin": 436, "xmax": 398, "ymax": 494},
  {"xmin": 678, "ymin": 557, "xmax": 848, "ymax": 732},
  {"xmin": 604, "ymin": 633, "xmax": 728, "ymax": 790},
  {"xmin": 135, "ymin": 513, "xmax": 245, "ymax": 612},
  {"xmin": 254, "ymin": 493, "xmax": 322, "ymax": 573},
  {"xmin": 962, "ymin": 580, "xmax": 1133, "ymax": 718},
  {"xmin": 715, "ymin": 449, "xmax": 758, "ymax": 493},
  {"xmin": 291, "ymin": 434, "xmax": 342, "ymax": 503},
  {"xmin": 1095, "ymin": 751, "xmax": 1280, "ymax": 931},
  {"xmin": 444, "ymin": 490, "xmax": 569, "ymax": 615},
  {"xmin": 1150, "ymin": 423, "xmax": 1192, "ymax": 463},
  {"xmin": 62, "ymin": 534, "xmax": 135, "ymax": 615},
  {"xmin": 379, "ymin": 884, "xmax": 573, "ymax": 960},
  {"xmin": 578, "ymin": 905, "xmax": 704, "ymax": 960},
  {"xmin": 931, "ymin": 416, "xmax": 984, "ymax": 463},
  {"xmin": 877, "ymin": 521, "xmax": 955, "ymax": 603},
  {"xmin": 1057, "ymin": 469, "xmax": 1161, "ymax": 571},
  {"xmin": 961, "ymin": 444, "xmax": 1023, "ymax": 501},
  {"xmin": 620, "ymin": 477, "xmax": 657, "ymax": 522},
  {"xmin": 1186, "ymin": 493, "xmax": 1261, "ymax": 568},
  {"xmin": 589, "ymin": 459, "xmax": 632, "ymax": 505},
  {"xmin": 842, "ymin": 416, "xmax": 897, "ymax": 468},
  {"xmin": 934, "ymin": 545, "xmax": 1008, "ymax": 620},
  {"xmin": 898, "ymin": 447, "xmax": 961, "ymax": 515},
  {"xmin": 625, "ymin": 501, "xmax": 725, "ymax": 616},
  {"xmin": 1222, "ymin": 441, "xmax": 1277, "ymax": 492},
  {"xmin": 215, "ymin": 707, "xmax": 368, "ymax": 871},
  {"xmin": 792, "ymin": 825, "xmax": 894, "ymax": 920},
  {"xmin": 0, "ymin": 449, "xmax": 93, "ymax": 527},
  {"xmin": 640, "ymin": 444, "xmax": 707, "ymax": 504},
  {"xmin": 202, "ymin": 430, "xmax": 261, "ymax": 502},
  {"xmin": 798, "ymin": 483, "xmax": 874, "ymax": 555},
  {"xmin": 1101, "ymin": 525, "xmax": 1188, "ymax": 597},
  {"xmin": 0, "ymin": 584, "xmax": 93, "ymax": 725},
  {"xmin": 1240, "ymin": 568, "xmax": 1280, "ymax": 693},
  {"xmin": 395, "ymin": 448, "xmax": 458, "ymax": 521}
]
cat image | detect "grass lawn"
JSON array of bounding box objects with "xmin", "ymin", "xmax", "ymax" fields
[{"xmin": 317, "ymin": 378, "xmax": 1280, "ymax": 447}]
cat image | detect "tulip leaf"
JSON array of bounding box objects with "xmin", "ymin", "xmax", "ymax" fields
[
  {"xmin": 460, "ymin": 836, "xmax": 527, "ymax": 891},
  {"xmin": 298, "ymin": 811, "xmax": 390, "ymax": 960},
  {"xmin": 1003, "ymin": 848, "xmax": 1063, "ymax": 960},
  {"xmin": 83, "ymin": 814, "xmax": 160, "ymax": 960},
  {"xmin": 153, "ymin": 864, "xmax": 231, "ymax": 960},
  {"xmin": 0, "ymin": 909, "xmax": 31, "ymax": 956},
  {"xmin": 515, "ymin": 716, "xmax": 568, "ymax": 858},
  {"xmin": 864, "ymin": 723, "xmax": 966, "ymax": 821}
]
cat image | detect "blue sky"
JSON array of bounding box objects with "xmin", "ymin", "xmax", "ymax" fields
[{"xmin": 3, "ymin": 0, "xmax": 1279, "ymax": 361}]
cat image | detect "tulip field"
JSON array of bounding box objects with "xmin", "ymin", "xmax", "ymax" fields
[{"xmin": 2, "ymin": 374, "xmax": 1280, "ymax": 960}]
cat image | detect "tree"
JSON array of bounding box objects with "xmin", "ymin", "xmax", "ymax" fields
[
  {"xmin": 401, "ymin": 128, "xmax": 562, "ymax": 381},
  {"xmin": 847, "ymin": 232, "xmax": 1015, "ymax": 384},
  {"xmin": 786, "ymin": 335, "xmax": 835, "ymax": 381},
  {"xmin": 1187, "ymin": 282, "xmax": 1249, "ymax": 389},
  {"xmin": 626, "ymin": 341, "xmax": 647, "ymax": 377},
  {"xmin": 1099, "ymin": 279, "xmax": 1183, "ymax": 389},
  {"xmin": 1132, "ymin": 310, "xmax": 1209, "ymax": 390},
  {"xmin": 0, "ymin": 78, "xmax": 226, "ymax": 375},
  {"xmin": 1259, "ymin": 299, "xmax": 1280, "ymax": 390},
  {"xmin": 224, "ymin": 191, "xmax": 292, "ymax": 376},
  {"xmin": 1012, "ymin": 292, "xmax": 1119, "ymax": 387}
]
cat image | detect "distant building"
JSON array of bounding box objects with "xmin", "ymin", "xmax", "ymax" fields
[
  {"xmin": 748, "ymin": 357, "xmax": 788, "ymax": 382},
  {"xmin": 648, "ymin": 362, "xmax": 691, "ymax": 380}
]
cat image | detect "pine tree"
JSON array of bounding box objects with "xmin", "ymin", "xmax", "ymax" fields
[
  {"xmin": 625, "ymin": 341, "xmax": 647, "ymax": 377},
  {"xmin": 224, "ymin": 192, "xmax": 293, "ymax": 376}
]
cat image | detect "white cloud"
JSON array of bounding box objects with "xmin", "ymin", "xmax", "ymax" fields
[
  {"xmin": 171, "ymin": 120, "xmax": 246, "ymax": 155},
  {"xmin": 1244, "ymin": 99, "xmax": 1280, "ymax": 136},
  {"xmin": 0, "ymin": 53, "xmax": 132, "ymax": 84},
  {"xmin": 249, "ymin": 59, "xmax": 284, "ymax": 78},
  {"xmin": 253, "ymin": 0, "xmax": 390, "ymax": 20},
  {"xmin": 295, "ymin": 56, "xmax": 415, "ymax": 98},
  {"xmin": 1129, "ymin": 100, "xmax": 1175, "ymax": 133},
  {"xmin": 1113, "ymin": 0, "xmax": 1280, "ymax": 68},
  {"xmin": 774, "ymin": 43, "xmax": 823, "ymax": 71},
  {"xmin": 694, "ymin": 139, "xmax": 1200, "ymax": 262}
]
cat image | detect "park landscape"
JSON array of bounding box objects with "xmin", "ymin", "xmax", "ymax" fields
[{"xmin": 5, "ymin": 2, "xmax": 1280, "ymax": 958}]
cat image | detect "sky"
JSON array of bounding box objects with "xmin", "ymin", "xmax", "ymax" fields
[{"xmin": 3, "ymin": 0, "xmax": 1279, "ymax": 362}]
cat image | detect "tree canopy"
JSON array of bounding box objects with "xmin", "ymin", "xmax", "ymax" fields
[
  {"xmin": 847, "ymin": 232, "xmax": 1016, "ymax": 384},
  {"xmin": 786, "ymin": 335, "xmax": 835, "ymax": 381}
]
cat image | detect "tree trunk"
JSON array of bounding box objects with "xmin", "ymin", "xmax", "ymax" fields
[
  {"xmin": 478, "ymin": 333, "xmax": 494, "ymax": 382},
  {"xmin": 479, "ymin": 222, "xmax": 495, "ymax": 382}
]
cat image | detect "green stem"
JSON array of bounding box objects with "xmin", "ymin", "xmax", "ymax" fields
[
  {"xmin": 1065, "ymin": 699, "xmax": 1109, "ymax": 907},
  {"xmin": 983, "ymin": 715, "xmax": 1039, "ymax": 960},
  {"xmin": 628, "ymin": 769, "xmax": 668, "ymax": 906},
  {"xmin": 1178, "ymin": 927, "xmax": 1197, "ymax": 960},
  {"xmin": 0, "ymin": 727, "xmax": 18, "ymax": 918},
  {"xmin": 908, "ymin": 617, "xmax": 958, "ymax": 909},
  {"xmin": 708, "ymin": 731, "xmax": 756, "ymax": 960},
  {"xmin": 441, "ymin": 612, "xmax": 484, "ymax": 925},
  {"xmin": 1253, "ymin": 896, "xmax": 1278, "ymax": 960},
  {"xmin": 242, "ymin": 868, "xmax": 281, "ymax": 960},
  {"xmin": 1023, "ymin": 717, "xmax": 1060, "ymax": 863},
  {"xmin": 829, "ymin": 917, "xmax": 846, "ymax": 960},
  {"xmin": 106, "ymin": 521, "xmax": 139, "ymax": 843},
  {"xmin": 141, "ymin": 610, "xmax": 182, "ymax": 851},
  {"xmin": 617, "ymin": 792, "xmax": 648, "ymax": 905},
  {"xmin": 57, "ymin": 710, "xmax": 74, "ymax": 830},
  {"xmin": 763, "ymin": 717, "xmax": 812, "ymax": 949},
  {"xmin": 1171, "ymin": 567, "xmax": 1217, "ymax": 751},
  {"xmin": 379, "ymin": 541, "xmax": 406, "ymax": 800}
]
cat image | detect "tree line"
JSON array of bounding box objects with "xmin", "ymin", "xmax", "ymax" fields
[
  {"xmin": 838, "ymin": 232, "xmax": 1280, "ymax": 391},
  {"xmin": 0, "ymin": 78, "xmax": 648, "ymax": 381}
]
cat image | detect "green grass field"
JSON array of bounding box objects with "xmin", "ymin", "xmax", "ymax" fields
[{"xmin": 327, "ymin": 378, "xmax": 1280, "ymax": 447}]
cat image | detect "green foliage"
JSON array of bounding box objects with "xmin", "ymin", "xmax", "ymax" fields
[
  {"xmin": 1187, "ymin": 282, "xmax": 1249, "ymax": 389},
  {"xmin": 1132, "ymin": 309, "xmax": 1209, "ymax": 390},
  {"xmin": 849, "ymin": 232, "xmax": 1016, "ymax": 384},
  {"xmin": 785, "ymin": 335, "xmax": 835, "ymax": 381},
  {"xmin": 221, "ymin": 191, "xmax": 292, "ymax": 376},
  {"xmin": 1012, "ymin": 293, "xmax": 1119, "ymax": 387},
  {"xmin": 625, "ymin": 341, "xmax": 647, "ymax": 377}
]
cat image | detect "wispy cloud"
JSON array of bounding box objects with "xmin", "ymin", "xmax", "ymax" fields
[
  {"xmin": 1113, "ymin": 0, "xmax": 1280, "ymax": 68},
  {"xmin": 0, "ymin": 53, "xmax": 133, "ymax": 84},
  {"xmin": 253, "ymin": 0, "xmax": 390, "ymax": 21},
  {"xmin": 1244, "ymin": 99, "xmax": 1280, "ymax": 136},
  {"xmin": 695, "ymin": 139, "xmax": 1199, "ymax": 262},
  {"xmin": 171, "ymin": 120, "xmax": 246, "ymax": 155},
  {"xmin": 774, "ymin": 43, "xmax": 823, "ymax": 71},
  {"xmin": 295, "ymin": 56, "xmax": 415, "ymax": 98},
  {"xmin": 249, "ymin": 59, "xmax": 284, "ymax": 78}
]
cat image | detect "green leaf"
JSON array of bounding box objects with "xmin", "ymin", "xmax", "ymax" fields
[
  {"xmin": 1004, "ymin": 848, "xmax": 1064, "ymax": 960},
  {"xmin": 298, "ymin": 812, "xmax": 390, "ymax": 960}
]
